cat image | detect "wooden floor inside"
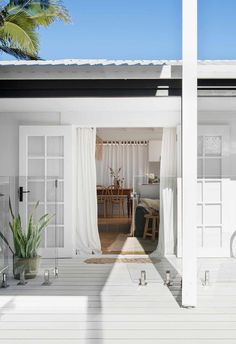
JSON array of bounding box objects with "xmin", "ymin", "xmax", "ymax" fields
[
  {"xmin": 1, "ymin": 256, "xmax": 236, "ymax": 343},
  {"xmin": 98, "ymin": 216, "xmax": 158, "ymax": 254}
]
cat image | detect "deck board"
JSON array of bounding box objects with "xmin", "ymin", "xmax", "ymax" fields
[{"xmin": 1, "ymin": 256, "xmax": 236, "ymax": 342}]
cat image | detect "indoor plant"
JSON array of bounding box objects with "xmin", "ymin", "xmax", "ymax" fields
[{"xmin": 0, "ymin": 200, "xmax": 53, "ymax": 280}]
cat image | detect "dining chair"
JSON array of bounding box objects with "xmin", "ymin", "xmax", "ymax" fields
[
  {"xmin": 107, "ymin": 185, "xmax": 125, "ymax": 217},
  {"xmin": 97, "ymin": 185, "xmax": 108, "ymax": 218}
]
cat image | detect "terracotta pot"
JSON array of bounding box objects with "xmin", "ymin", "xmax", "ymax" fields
[{"xmin": 13, "ymin": 255, "xmax": 41, "ymax": 280}]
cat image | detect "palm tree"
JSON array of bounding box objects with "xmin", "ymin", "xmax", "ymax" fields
[{"xmin": 0, "ymin": 0, "xmax": 70, "ymax": 60}]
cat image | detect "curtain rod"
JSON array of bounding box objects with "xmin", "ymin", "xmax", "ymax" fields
[{"xmin": 101, "ymin": 140, "xmax": 148, "ymax": 144}]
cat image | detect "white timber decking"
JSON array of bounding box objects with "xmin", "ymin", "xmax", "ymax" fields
[{"xmin": 0, "ymin": 255, "xmax": 236, "ymax": 343}]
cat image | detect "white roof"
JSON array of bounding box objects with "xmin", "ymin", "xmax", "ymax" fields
[
  {"xmin": 0, "ymin": 59, "xmax": 180, "ymax": 66},
  {"xmin": 1, "ymin": 59, "xmax": 236, "ymax": 79}
]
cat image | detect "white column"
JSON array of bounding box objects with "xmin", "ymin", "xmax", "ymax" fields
[{"xmin": 182, "ymin": 0, "xmax": 198, "ymax": 307}]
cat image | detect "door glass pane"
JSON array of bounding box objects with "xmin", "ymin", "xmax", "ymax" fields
[
  {"xmin": 28, "ymin": 136, "xmax": 45, "ymax": 157},
  {"xmin": 47, "ymin": 136, "xmax": 64, "ymax": 157},
  {"xmin": 198, "ymin": 136, "xmax": 203, "ymax": 156},
  {"xmin": 47, "ymin": 159, "xmax": 64, "ymax": 178},
  {"xmin": 28, "ymin": 159, "xmax": 45, "ymax": 178},
  {"xmin": 47, "ymin": 181, "xmax": 64, "ymax": 202},
  {"xmin": 204, "ymin": 227, "xmax": 222, "ymax": 248},
  {"xmin": 28, "ymin": 181, "xmax": 45, "ymax": 202},
  {"xmin": 197, "ymin": 181, "xmax": 203, "ymax": 203},
  {"xmin": 197, "ymin": 158, "xmax": 203, "ymax": 178},
  {"xmin": 39, "ymin": 231, "xmax": 45, "ymax": 248},
  {"xmin": 47, "ymin": 204, "xmax": 64, "ymax": 225},
  {"xmin": 28, "ymin": 203, "xmax": 45, "ymax": 222},
  {"xmin": 197, "ymin": 205, "xmax": 203, "ymax": 225},
  {"xmin": 197, "ymin": 227, "xmax": 203, "ymax": 247},
  {"xmin": 205, "ymin": 204, "xmax": 221, "ymax": 225},
  {"xmin": 204, "ymin": 181, "xmax": 221, "ymax": 203},
  {"xmin": 204, "ymin": 136, "xmax": 222, "ymax": 157},
  {"xmin": 205, "ymin": 158, "xmax": 221, "ymax": 178}
]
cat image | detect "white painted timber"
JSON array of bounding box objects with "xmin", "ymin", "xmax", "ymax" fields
[
  {"xmin": 0, "ymin": 257, "xmax": 236, "ymax": 343},
  {"xmin": 19, "ymin": 126, "xmax": 74, "ymax": 258},
  {"xmin": 182, "ymin": 0, "xmax": 198, "ymax": 307}
]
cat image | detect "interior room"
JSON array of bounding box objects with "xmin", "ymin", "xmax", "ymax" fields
[{"xmin": 96, "ymin": 127, "xmax": 162, "ymax": 254}]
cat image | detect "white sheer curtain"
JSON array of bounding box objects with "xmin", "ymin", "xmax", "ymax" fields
[
  {"xmin": 76, "ymin": 127, "xmax": 101, "ymax": 255},
  {"xmin": 155, "ymin": 128, "xmax": 177, "ymax": 256},
  {"xmin": 96, "ymin": 142, "xmax": 148, "ymax": 188}
]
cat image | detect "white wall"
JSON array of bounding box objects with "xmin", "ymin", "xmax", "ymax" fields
[{"xmin": 0, "ymin": 97, "xmax": 181, "ymax": 177}]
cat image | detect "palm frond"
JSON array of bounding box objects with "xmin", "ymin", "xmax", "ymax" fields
[
  {"xmin": 0, "ymin": 12, "xmax": 39, "ymax": 54},
  {"xmin": 6, "ymin": 1, "xmax": 70, "ymax": 25},
  {"xmin": 0, "ymin": 43, "xmax": 40, "ymax": 59},
  {"xmin": 1, "ymin": 0, "xmax": 70, "ymax": 60}
]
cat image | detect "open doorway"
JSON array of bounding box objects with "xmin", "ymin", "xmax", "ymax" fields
[{"xmin": 96, "ymin": 127, "xmax": 162, "ymax": 254}]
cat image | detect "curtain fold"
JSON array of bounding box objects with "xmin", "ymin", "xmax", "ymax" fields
[
  {"xmin": 154, "ymin": 128, "xmax": 177, "ymax": 256},
  {"xmin": 76, "ymin": 128, "xmax": 101, "ymax": 255},
  {"xmin": 96, "ymin": 142, "xmax": 148, "ymax": 188}
]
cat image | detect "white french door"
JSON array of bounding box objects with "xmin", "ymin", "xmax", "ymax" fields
[
  {"xmin": 197, "ymin": 125, "xmax": 230, "ymax": 257},
  {"xmin": 19, "ymin": 126, "xmax": 73, "ymax": 258}
]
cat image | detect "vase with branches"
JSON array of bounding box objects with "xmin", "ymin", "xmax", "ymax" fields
[{"xmin": 109, "ymin": 167, "xmax": 124, "ymax": 188}]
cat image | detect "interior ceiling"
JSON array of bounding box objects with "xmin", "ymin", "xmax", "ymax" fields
[{"xmin": 97, "ymin": 127, "xmax": 163, "ymax": 141}]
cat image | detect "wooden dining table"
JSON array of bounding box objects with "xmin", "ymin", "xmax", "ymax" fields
[{"xmin": 97, "ymin": 188, "xmax": 133, "ymax": 217}]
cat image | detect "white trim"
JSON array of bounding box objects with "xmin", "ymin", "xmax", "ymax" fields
[{"xmin": 182, "ymin": 0, "xmax": 198, "ymax": 307}]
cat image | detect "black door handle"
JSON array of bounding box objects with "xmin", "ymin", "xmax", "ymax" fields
[{"xmin": 18, "ymin": 187, "xmax": 30, "ymax": 202}]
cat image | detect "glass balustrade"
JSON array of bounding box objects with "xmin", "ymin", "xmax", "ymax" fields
[{"xmin": 0, "ymin": 176, "xmax": 60, "ymax": 288}]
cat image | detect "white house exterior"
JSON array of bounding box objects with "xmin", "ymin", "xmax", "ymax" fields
[
  {"xmin": 2, "ymin": 0, "xmax": 236, "ymax": 315},
  {"xmin": 1, "ymin": 58, "xmax": 236, "ymax": 301}
]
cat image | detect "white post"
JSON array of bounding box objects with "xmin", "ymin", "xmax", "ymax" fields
[{"xmin": 182, "ymin": 0, "xmax": 198, "ymax": 307}]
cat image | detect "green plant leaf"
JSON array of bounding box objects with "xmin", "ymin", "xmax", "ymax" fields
[{"xmin": 0, "ymin": 230, "xmax": 14, "ymax": 255}]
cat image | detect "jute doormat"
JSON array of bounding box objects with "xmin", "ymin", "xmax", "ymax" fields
[{"xmin": 84, "ymin": 257, "xmax": 161, "ymax": 264}]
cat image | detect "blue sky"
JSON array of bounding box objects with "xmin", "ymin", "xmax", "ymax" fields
[{"xmin": 2, "ymin": 0, "xmax": 236, "ymax": 60}]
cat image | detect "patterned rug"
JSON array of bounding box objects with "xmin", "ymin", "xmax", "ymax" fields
[
  {"xmin": 100, "ymin": 233, "xmax": 158, "ymax": 255},
  {"xmin": 84, "ymin": 257, "xmax": 161, "ymax": 264}
]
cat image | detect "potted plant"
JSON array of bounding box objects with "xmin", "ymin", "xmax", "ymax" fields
[{"xmin": 0, "ymin": 201, "xmax": 53, "ymax": 280}]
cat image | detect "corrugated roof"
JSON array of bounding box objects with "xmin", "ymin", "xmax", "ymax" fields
[
  {"xmin": 0, "ymin": 59, "xmax": 181, "ymax": 66},
  {"xmin": 2, "ymin": 59, "xmax": 236, "ymax": 80},
  {"xmin": 1, "ymin": 59, "xmax": 236, "ymax": 66}
]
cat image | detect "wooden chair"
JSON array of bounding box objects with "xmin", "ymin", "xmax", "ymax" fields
[
  {"xmin": 107, "ymin": 185, "xmax": 125, "ymax": 217},
  {"xmin": 143, "ymin": 212, "xmax": 159, "ymax": 241},
  {"xmin": 97, "ymin": 185, "xmax": 108, "ymax": 217}
]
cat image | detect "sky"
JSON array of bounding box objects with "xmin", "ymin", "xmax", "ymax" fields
[{"xmin": 2, "ymin": 0, "xmax": 236, "ymax": 60}]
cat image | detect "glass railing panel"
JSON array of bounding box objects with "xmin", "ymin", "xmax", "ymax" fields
[{"xmin": 0, "ymin": 177, "xmax": 11, "ymax": 282}]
